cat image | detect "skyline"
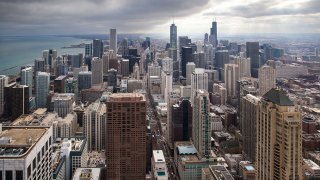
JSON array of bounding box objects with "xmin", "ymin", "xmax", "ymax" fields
[{"xmin": 0, "ymin": 0, "xmax": 319, "ymax": 36}]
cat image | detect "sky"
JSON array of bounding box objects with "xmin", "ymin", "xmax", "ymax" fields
[{"xmin": 0, "ymin": 0, "xmax": 319, "ymax": 36}]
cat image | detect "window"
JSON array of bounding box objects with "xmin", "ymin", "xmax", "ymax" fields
[
  {"xmin": 0, "ymin": 171, "xmax": 2, "ymax": 180},
  {"xmin": 33, "ymin": 158, "xmax": 36, "ymax": 170},
  {"xmin": 5, "ymin": 171, "xmax": 12, "ymax": 180},
  {"xmin": 27, "ymin": 165, "xmax": 31, "ymax": 178},
  {"xmin": 16, "ymin": 171, "xmax": 23, "ymax": 180},
  {"xmin": 37, "ymin": 152, "xmax": 41, "ymax": 163}
]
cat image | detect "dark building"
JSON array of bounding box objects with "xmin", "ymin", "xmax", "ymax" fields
[
  {"xmin": 93, "ymin": 39, "xmax": 103, "ymax": 58},
  {"xmin": 54, "ymin": 75, "xmax": 67, "ymax": 93},
  {"xmin": 181, "ymin": 46, "xmax": 193, "ymax": 78},
  {"xmin": 3, "ymin": 83, "xmax": 29, "ymax": 120},
  {"xmin": 105, "ymin": 93, "xmax": 146, "ymax": 180},
  {"xmin": 210, "ymin": 21, "xmax": 218, "ymax": 47},
  {"xmin": 123, "ymin": 48, "xmax": 140, "ymax": 73},
  {"xmin": 215, "ymin": 50, "xmax": 229, "ymax": 81},
  {"xmin": 178, "ymin": 36, "xmax": 191, "ymax": 52},
  {"xmin": 34, "ymin": 58, "xmax": 45, "ymax": 73},
  {"xmin": 107, "ymin": 69, "xmax": 117, "ymax": 87},
  {"xmin": 71, "ymin": 53, "xmax": 83, "ymax": 68},
  {"xmin": 172, "ymin": 99, "xmax": 193, "ymax": 142},
  {"xmin": 246, "ymin": 42, "xmax": 260, "ymax": 78}
]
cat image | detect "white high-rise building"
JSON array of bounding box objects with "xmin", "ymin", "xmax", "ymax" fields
[
  {"xmin": 0, "ymin": 75, "xmax": 8, "ymax": 116},
  {"xmin": 110, "ymin": 28, "xmax": 117, "ymax": 54},
  {"xmin": 0, "ymin": 126, "xmax": 53, "ymax": 180},
  {"xmin": 84, "ymin": 101, "xmax": 106, "ymax": 151},
  {"xmin": 233, "ymin": 56, "xmax": 251, "ymax": 78},
  {"xmin": 259, "ymin": 65, "xmax": 276, "ymax": 96},
  {"xmin": 21, "ymin": 66, "xmax": 33, "ymax": 97},
  {"xmin": 52, "ymin": 93, "xmax": 75, "ymax": 118},
  {"xmin": 36, "ymin": 72, "xmax": 50, "ymax": 108},
  {"xmin": 224, "ymin": 64, "xmax": 239, "ymax": 100},
  {"xmin": 151, "ymin": 150, "xmax": 169, "ymax": 180},
  {"xmin": 191, "ymin": 68, "xmax": 208, "ymax": 106},
  {"xmin": 91, "ymin": 57, "xmax": 103, "ymax": 85},
  {"xmin": 186, "ymin": 62, "xmax": 196, "ymax": 85},
  {"xmin": 161, "ymin": 72, "xmax": 172, "ymax": 104},
  {"xmin": 162, "ymin": 57, "xmax": 173, "ymax": 74}
]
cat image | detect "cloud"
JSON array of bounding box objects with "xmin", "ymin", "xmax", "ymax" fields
[
  {"xmin": 0, "ymin": 0, "xmax": 211, "ymax": 35},
  {"xmin": 204, "ymin": 0, "xmax": 320, "ymax": 18}
]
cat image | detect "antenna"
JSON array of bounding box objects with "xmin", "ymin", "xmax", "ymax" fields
[{"xmin": 172, "ymin": 16, "xmax": 175, "ymax": 24}]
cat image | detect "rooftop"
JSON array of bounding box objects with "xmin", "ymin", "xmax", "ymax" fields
[
  {"xmin": 72, "ymin": 168, "xmax": 101, "ymax": 180},
  {"xmin": 263, "ymin": 88, "xmax": 294, "ymax": 106},
  {"xmin": 153, "ymin": 150, "xmax": 166, "ymax": 163},
  {"xmin": 108, "ymin": 93, "xmax": 145, "ymax": 102}
]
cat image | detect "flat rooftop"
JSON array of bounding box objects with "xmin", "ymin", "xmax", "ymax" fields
[
  {"xmin": 153, "ymin": 150, "xmax": 165, "ymax": 163},
  {"xmin": 72, "ymin": 168, "xmax": 101, "ymax": 180},
  {"xmin": 108, "ymin": 93, "xmax": 145, "ymax": 102}
]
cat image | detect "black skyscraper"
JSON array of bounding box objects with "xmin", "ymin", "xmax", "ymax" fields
[
  {"xmin": 181, "ymin": 46, "xmax": 193, "ymax": 78},
  {"xmin": 246, "ymin": 42, "xmax": 260, "ymax": 78}
]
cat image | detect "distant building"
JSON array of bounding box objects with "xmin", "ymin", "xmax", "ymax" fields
[
  {"xmin": 91, "ymin": 57, "xmax": 103, "ymax": 85},
  {"xmin": 120, "ymin": 59, "xmax": 129, "ymax": 77},
  {"xmin": 35, "ymin": 72, "xmax": 50, "ymax": 108},
  {"xmin": 21, "ymin": 66, "xmax": 33, "ymax": 97},
  {"xmin": 54, "ymin": 75, "xmax": 67, "ymax": 93},
  {"xmin": 78, "ymin": 71, "xmax": 92, "ymax": 92},
  {"xmin": 92, "ymin": 39, "xmax": 103, "ymax": 58},
  {"xmin": 246, "ymin": 42, "xmax": 260, "ymax": 78},
  {"xmin": 186, "ymin": 62, "xmax": 195, "ymax": 85},
  {"xmin": 51, "ymin": 93, "xmax": 75, "ymax": 118},
  {"xmin": 0, "ymin": 75, "xmax": 8, "ymax": 116},
  {"xmin": 151, "ymin": 150, "xmax": 169, "ymax": 180},
  {"xmin": 224, "ymin": 64, "xmax": 239, "ymax": 100},
  {"xmin": 181, "ymin": 46, "xmax": 193, "ymax": 78},
  {"xmin": 85, "ymin": 43, "xmax": 92, "ymax": 57},
  {"xmin": 258, "ymin": 65, "xmax": 275, "ymax": 96},
  {"xmin": 110, "ymin": 28, "xmax": 117, "ymax": 54},
  {"xmin": 4, "ymin": 83, "xmax": 30, "ymax": 119},
  {"xmin": 72, "ymin": 168, "xmax": 101, "ymax": 180},
  {"xmin": 191, "ymin": 68, "xmax": 208, "ymax": 106},
  {"xmin": 172, "ymin": 99, "xmax": 193, "ymax": 142}
]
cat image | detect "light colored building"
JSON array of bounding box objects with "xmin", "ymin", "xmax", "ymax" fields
[
  {"xmin": 240, "ymin": 94, "xmax": 260, "ymax": 161},
  {"xmin": 0, "ymin": 126, "xmax": 53, "ymax": 180},
  {"xmin": 191, "ymin": 68, "xmax": 208, "ymax": 106},
  {"xmin": 303, "ymin": 159, "xmax": 320, "ymax": 179},
  {"xmin": 52, "ymin": 93, "xmax": 75, "ymax": 118},
  {"xmin": 186, "ymin": 62, "xmax": 196, "ymax": 85},
  {"xmin": 161, "ymin": 72, "xmax": 172, "ymax": 104},
  {"xmin": 105, "ymin": 93, "xmax": 146, "ymax": 179},
  {"xmin": 180, "ymin": 85, "xmax": 191, "ymax": 98},
  {"xmin": 213, "ymin": 83, "xmax": 227, "ymax": 105},
  {"xmin": 36, "ymin": 71, "xmax": 50, "ymax": 108},
  {"xmin": 21, "ymin": 66, "xmax": 33, "ymax": 97},
  {"xmin": 151, "ymin": 150, "xmax": 168, "ymax": 180},
  {"xmin": 148, "ymin": 65, "xmax": 161, "ymax": 77},
  {"xmin": 110, "ymin": 28, "xmax": 117, "ymax": 54},
  {"xmin": 0, "ymin": 75, "xmax": 8, "ymax": 116},
  {"xmin": 84, "ymin": 101, "xmax": 106, "ymax": 151},
  {"xmin": 224, "ymin": 64, "xmax": 239, "ymax": 100},
  {"xmin": 258, "ymin": 65, "xmax": 276, "ymax": 96},
  {"xmin": 275, "ymin": 63, "xmax": 308, "ymax": 78},
  {"xmin": 233, "ymin": 56, "xmax": 251, "ymax": 78},
  {"xmin": 210, "ymin": 113, "xmax": 223, "ymax": 132},
  {"xmin": 72, "ymin": 168, "xmax": 101, "ymax": 180},
  {"xmin": 239, "ymin": 161, "xmax": 255, "ymax": 180},
  {"xmin": 162, "ymin": 57, "xmax": 173, "ymax": 74},
  {"xmin": 193, "ymin": 90, "xmax": 211, "ymax": 158},
  {"xmin": 256, "ymin": 88, "xmax": 303, "ymax": 179},
  {"xmin": 91, "ymin": 57, "xmax": 103, "ymax": 85}
]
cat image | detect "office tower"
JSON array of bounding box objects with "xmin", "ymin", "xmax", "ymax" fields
[
  {"xmin": 91, "ymin": 57, "xmax": 103, "ymax": 85},
  {"xmin": 168, "ymin": 48, "xmax": 179, "ymax": 81},
  {"xmin": 215, "ymin": 50, "xmax": 229, "ymax": 80},
  {"xmin": 209, "ymin": 20, "xmax": 218, "ymax": 47},
  {"xmin": 151, "ymin": 150, "xmax": 169, "ymax": 179},
  {"xmin": 71, "ymin": 53, "xmax": 83, "ymax": 68},
  {"xmin": 34, "ymin": 58, "xmax": 45, "ymax": 73},
  {"xmin": 85, "ymin": 43, "xmax": 92, "ymax": 57},
  {"xmin": 179, "ymin": 36, "xmax": 191, "ymax": 52},
  {"xmin": 259, "ymin": 65, "xmax": 276, "ymax": 96},
  {"xmin": 93, "ymin": 39, "xmax": 103, "ymax": 58},
  {"xmin": 195, "ymin": 52, "xmax": 205, "ymax": 69},
  {"xmin": 203, "ymin": 44, "xmax": 215, "ymax": 67},
  {"xmin": 52, "ymin": 93, "xmax": 75, "ymax": 118},
  {"xmin": 172, "ymin": 99, "xmax": 193, "ymax": 142},
  {"xmin": 107, "ymin": 68, "xmax": 117, "ymax": 87},
  {"xmin": 4, "ymin": 84, "xmax": 29, "ymax": 119},
  {"xmin": 54, "ymin": 75, "xmax": 67, "ymax": 93},
  {"xmin": 110, "ymin": 28, "xmax": 117, "ymax": 54},
  {"xmin": 315, "ymin": 47, "xmax": 319, "ymax": 57},
  {"xmin": 0, "ymin": 126, "xmax": 53, "ymax": 180},
  {"xmin": 162, "ymin": 57, "xmax": 173, "ymax": 74},
  {"xmin": 161, "ymin": 72, "xmax": 172, "ymax": 104},
  {"xmin": 35, "ymin": 72, "xmax": 50, "ymax": 108},
  {"xmin": 233, "ymin": 56, "xmax": 251, "ymax": 78},
  {"xmin": 102, "ymin": 50, "xmax": 117, "ymax": 74},
  {"xmin": 246, "ymin": 42, "xmax": 260, "ymax": 78},
  {"xmin": 186, "ymin": 62, "xmax": 195, "ymax": 85},
  {"xmin": 204, "ymin": 33, "xmax": 209, "ymax": 44},
  {"xmin": 120, "ymin": 59, "xmax": 129, "ymax": 77},
  {"xmin": 65, "ymin": 77, "xmax": 78, "ymax": 95},
  {"xmin": 191, "ymin": 68, "xmax": 208, "ymax": 105},
  {"xmin": 0, "ymin": 75, "xmax": 8, "ymax": 116},
  {"xmin": 181, "ymin": 46, "xmax": 193, "ymax": 77},
  {"xmin": 224, "ymin": 64, "xmax": 239, "ymax": 100},
  {"xmin": 84, "ymin": 101, "xmax": 106, "ymax": 151},
  {"xmin": 21, "ymin": 66, "xmax": 33, "ymax": 97},
  {"xmin": 105, "ymin": 93, "xmax": 146, "ymax": 179},
  {"xmin": 192, "ymin": 89, "xmax": 211, "ymax": 158},
  {"xmin": 43, "ymin": 49, "xmax": 57, "ymax": 68},
  {"xmin": 240, "ymin": 94, "xmax": 260, "ymax": 161},
  {"xmin": 78, "ymin": 71, "xmax": 92, "ymax": 92},
  {"xmin": 120, "ymin": 38, "xmax": 129, "ymax": 57},
  {"xmin": 148, "ymin": 65, "xmax": 161, "ymax": 77},
  {"xmin": 256, "ymin": 88, "xmax": 302, "ymax": 179},
  {"xmin": 170, "ymin": 23, "xmax": 177, "ymax": 49}
]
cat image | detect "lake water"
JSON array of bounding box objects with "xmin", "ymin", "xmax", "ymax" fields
[{"xmin": 0, "ymin": 35, "xmax": 91, "ymax": 75}]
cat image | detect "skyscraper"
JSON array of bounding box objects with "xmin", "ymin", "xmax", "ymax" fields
[
  {"xmin": 181, "ymin": 46, "xmax": 193, "ymax": 78},
  {"xmin": 258, "ymin": 65, "xmax": 276, "ymax": 96},
  {"xmin": 110, "ymin": 28, "xmax": 117, "ymax": 54},
  {"xmin": 256, "ymin": 88, "xmax": 302, "ymax": 179},
  {"xmin": 240, "ymin": 94, "xmax": 260, "ymax": 161},
  {"xmin": 93, "ymin": 39, "xmax": 103, "ymax": 58},
  {"xmin": 34, "ymin": 58, "xmax": 45, "ymax": 73},
  {"xmin": 35, "ymin": 72, "xmax": 50, "ymax": 108},
  {"xmin": 0, "ymin": 75, "xmax": 8, "ymax": 116},
  {"xmin": 21, "ymin": 66, "xmax": 33, "ymax": 98},
  {"xmin": 43, "ymin": 49, "xmax": 57, "ymax": 69},
  {"xmin": 105, "ymin": 93, "xmax": 146, "ymax": 179},
  {"xmin": 191, "ymin": 68, "xmax": 208, "ymax": 105},
  {"xmin": 172, "ymin": 99, "xmax": 193, "ymax": 142},
  {"xmin": 215, "ymin": 50, "xmax": 229, "ymax": 81},
  {"xmin": 91, "ymin": 57, "xmax": 103, "ymax": 85},
  {"xmin": 120, "ymin": 59, "xmax": 129, "ymax": 77},
  {"xmin": 78, "ymin": 71, "xmax": 92, "ymax": 92},
  {"xmin": 52, "ymin": 93, "xmax": 75, "ymax": 118},
  {"xmin": 4, "ymin": 84, "xmax": 29, "ymax": 119},
  {"xmin": 84, "ymin": 101, "xmax": 106, "ymax": 151},
  {"xmin": 224, "ymin": 64, "xmax": 239, "ymax": 100},
  {"xmin": 192, "ymin": 89, "xmax": 211, "ymax": 158},
  {"xmin": 170, "ymin": 23, "xmax": 177, "ymax": 49},
  {"xmin": 85, "ymin": 43, "xmax": 92, "ymax": 57},
  {"xmin": 186, "ymin": 62, "xmax": 195, "ymax": 85},
  {"xmin": 209, "ymin": 21, "xmax": 218, "ymax": 47},
  {"xmin": 246, "ymin": 42, "xmax": 260, "ymax": 78}
]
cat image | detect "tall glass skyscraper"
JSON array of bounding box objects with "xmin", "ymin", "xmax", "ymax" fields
[
  {"xmin": 170, "ymin": 23, "xmax": 177, "ymax": 49},
  {"xmin": 209, "ymin": 21, "xmax": 218, "ymax": 47}
]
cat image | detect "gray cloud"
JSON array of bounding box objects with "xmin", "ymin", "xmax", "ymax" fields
[
  {"xmin": 204, "ymin": 0, "xmax": 320, "ymax": 18},
  {"xmin": 0, "ymin": 0, "xmax": 211, "ymax": 35}
]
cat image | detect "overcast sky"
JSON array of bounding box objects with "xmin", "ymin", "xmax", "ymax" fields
[{"xmin": 0, "ymin": 0, "xmax": 319, "ymax": 36}]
